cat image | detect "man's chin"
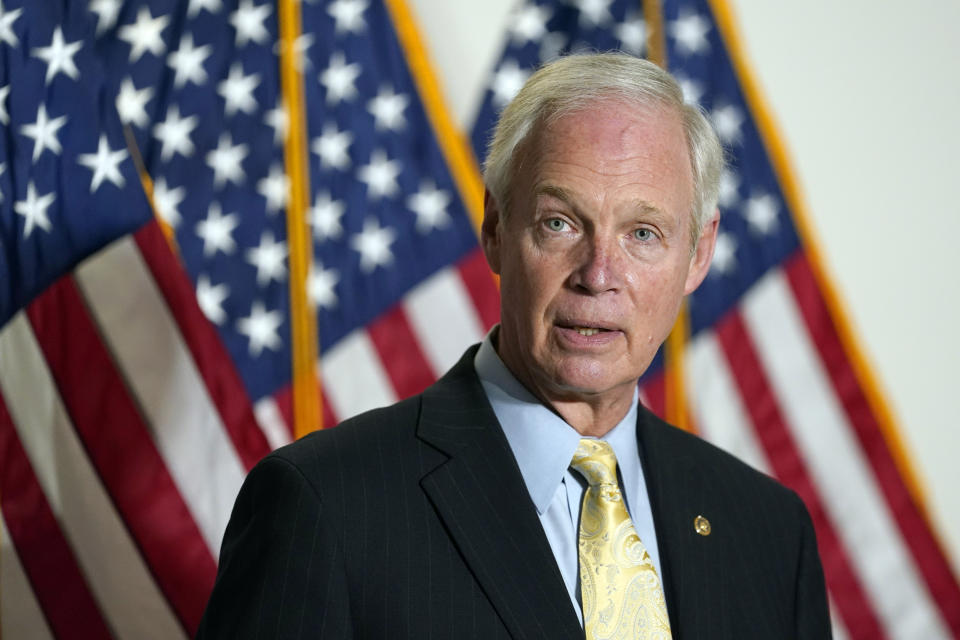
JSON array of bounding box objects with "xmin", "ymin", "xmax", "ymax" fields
[{"xmin": 537, "ymin": 362, "xmax": 638, "ymax": 403}]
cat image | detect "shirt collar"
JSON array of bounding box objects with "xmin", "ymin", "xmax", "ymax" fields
[
  {"xmin": 474, "ymin": 330, "xmax": 640, "ymax": 515},
  {"xmin": 600, "ymin": 401, "xmax": 641, "ymax": 515}
]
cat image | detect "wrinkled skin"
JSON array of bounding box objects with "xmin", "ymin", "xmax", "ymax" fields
[{"xmin": 481, "ymin": 100, "xmax": 718, "ymax": 436}]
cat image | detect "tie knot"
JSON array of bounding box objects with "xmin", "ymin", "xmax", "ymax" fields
[{"xmin": 570, "ymin": 438, "xmax": 619, "ymax": 487}]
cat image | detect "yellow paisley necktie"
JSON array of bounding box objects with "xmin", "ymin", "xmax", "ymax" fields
[{"xmin": 571, "ymin": 439, "xmax": 671, "ymax": 640}]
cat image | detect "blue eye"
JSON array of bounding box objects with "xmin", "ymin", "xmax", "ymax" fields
[
  {"xmin": 634, "ymin": 228, "xmax": 653, "ymax": 241},
  {"xmin": 546, "ymin": 218, "xmax": 567, "ymax": 232}
]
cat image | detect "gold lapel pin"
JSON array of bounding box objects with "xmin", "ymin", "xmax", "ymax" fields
[{"xmin": 694, "ymin": 515, "xmax": 711, "ymax": 536}]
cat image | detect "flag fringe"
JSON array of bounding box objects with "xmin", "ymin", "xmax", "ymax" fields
[{"xmin": 383, "ymin": 0, "xmax": 486, "ymax": 238}]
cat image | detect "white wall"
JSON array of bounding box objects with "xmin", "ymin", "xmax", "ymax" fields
[{"xmin": 405, "ymin": 0, "xmax": 960, "ymax": 575}]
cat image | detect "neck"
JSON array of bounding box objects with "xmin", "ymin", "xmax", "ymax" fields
[
  {"xmin": 540, "ymin": 384, "xmax": 636, "ymax": 437},
  {"xmin": 489, "ymin": 326, "xmax": 638, "ymax": 436}
]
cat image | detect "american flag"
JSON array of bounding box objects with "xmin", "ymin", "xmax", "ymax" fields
[
  {"xmin": 470, "ymin": 0, "xmax": 960, "ymax": 638},
  {"xmin": 0, "ymin": 1, "xmax": 957, "ymax": 640},
  {"xmin": 0, "ymin": 0, "xmax": 497, "ymax": 636}
]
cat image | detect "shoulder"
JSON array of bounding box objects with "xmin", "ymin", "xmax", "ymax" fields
[
  {"xmin": 640, "ymin": 406, "xmax": 808, "ymax": 516},
  {"xmin": 275, "ymin": 395, "xmax": 422, "ymax": 460},
  {"xmin": 246, "ymin": 347, "xmax": 486, "ymax": 505},
  {"xmin": 258, "ymin": 394, "xmax": 426, "ymax": 490},
  {"xmin": 637, "ymin": 412, "xmax": 830, "ymax": 635}
]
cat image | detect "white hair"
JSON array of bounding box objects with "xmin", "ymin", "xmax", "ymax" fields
[{"xmin": 483, "ymin": 52, "xmax": 724, "ymax": 245}]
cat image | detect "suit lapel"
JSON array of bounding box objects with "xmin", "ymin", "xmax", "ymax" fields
[
  {"xmin": 636, "ymin": 406, "xmax": 721, "ymax": 637},
  {"xmin": 417, "ymin": 348, "xmax": 582, "ymax": 640}
]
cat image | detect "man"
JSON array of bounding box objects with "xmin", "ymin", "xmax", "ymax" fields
[{"xmin": 198, "ymin": 53, "xmax": 831, "ymax": 639}]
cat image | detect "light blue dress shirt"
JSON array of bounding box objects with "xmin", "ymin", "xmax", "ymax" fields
[{"xmin": 473, "ymin": 334, "xmax": 664, "ymax": 624}]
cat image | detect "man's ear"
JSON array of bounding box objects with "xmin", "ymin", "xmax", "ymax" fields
[
  {"xmin": 481, "ymin": 188, "xmax": 504, "ymax": 275},
  {"xmin": 683, "ymin": 210, "xmax": 719, "ymax": 295}
]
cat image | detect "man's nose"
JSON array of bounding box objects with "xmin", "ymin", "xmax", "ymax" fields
[{"xmin": 569, "ymin": 235, "xmax": 623, "ymax": 294}]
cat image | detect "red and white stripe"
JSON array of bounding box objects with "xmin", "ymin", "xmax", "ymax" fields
[
  {"xmin": 688, "ymin": 320, "xmax": 855, "ymax": 640},
  {"xmin": 0, "ymin": 221, "xmax": 277, "ymax": 637},
  {"xmin": 1, "ymin": 515, "xmax": 55, "ymax": 640},
  {"xmin": 262, "ymin": 247, "xmax": 499, "ymax": 439},
  {"xmin": 404, "ymin": 265, "xmax": 487, "ymax": 376},
  {"xmin": 323, "ymin": 328, "xmax": 399, "ymax": 420},
  {"xmin": 75, "ymin": 237, "xmax": 247, "ymax": 557},
  {"xmin": 0, "ymin": 313, "xmax": 187, "ymax": 639},
  {"xmin": 685, "ymin": 253, "xmax": 956, "ymax": 639}
]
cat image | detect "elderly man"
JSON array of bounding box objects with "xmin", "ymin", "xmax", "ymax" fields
[{"xmin": 198, "ymin": 53, "xmax": 831, "ymax": 639}]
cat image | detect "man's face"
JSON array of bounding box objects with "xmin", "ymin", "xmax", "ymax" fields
[{"xmin": 482, "ymin": 100, "xmax": 717, "ymax": 408}]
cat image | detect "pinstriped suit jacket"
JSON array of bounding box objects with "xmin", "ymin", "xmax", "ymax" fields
[{"xmin": 197, "ymin": 346, "xmax": 831, "ymax": 639}]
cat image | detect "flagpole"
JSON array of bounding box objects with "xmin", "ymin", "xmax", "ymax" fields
[
  {"xmin": 642, "ymin": 0, "xmax": 694, "ymax": 432},
  {"xmin": 643, "ymin": 0, "xmax": 667, "ymax": 68},
  {"xmin": 277, "ymin": 0, "xmax": 322, "ymax": 437}
]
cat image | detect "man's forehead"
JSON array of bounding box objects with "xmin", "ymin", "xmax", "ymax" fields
[
  {"xmin": 517, "ymin": 101, "xmax": 686, "ymax": 172},
  {"xmin": 541, "ymin": 97, "xmax": 681, "ymax": 137},
  {"xmin": 527, "ymin": 102, "xmax": 688, "ymax": 167},
  {"xmin": 506, "ymin": 99, "xmax": 695, "ymax": 228}
]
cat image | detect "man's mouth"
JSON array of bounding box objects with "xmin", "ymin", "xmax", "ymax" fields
[
  {"xmin": 573, "ymin": 326, "xmax": 604, "ymax": 336},
  {"xmin": 554, "ymin": 322, "xmax": 621, "ymax": 347},
  {"xmin": 559, "ymin": 321, "xmax": 619, "ymax": 337}
]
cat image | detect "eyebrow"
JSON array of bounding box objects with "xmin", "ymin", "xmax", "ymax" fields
[
  {"xmin": 631, "ymin": 201, "xmax": 672, "ymax": 226},
  {"xmin": 534, "ymin": 184, "xmax": 574, "ymax": 204},
  {"xmin": 535, "ymin": 184, "xmax": 672, "ymax": 224}
]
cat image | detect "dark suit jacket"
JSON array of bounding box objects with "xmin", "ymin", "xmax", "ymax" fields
[{"xmin": 197, "ymin": 346, "xmax": 831, "ymax": 639}]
